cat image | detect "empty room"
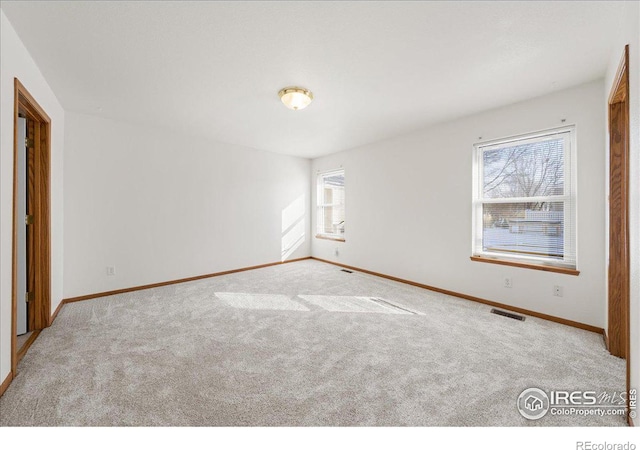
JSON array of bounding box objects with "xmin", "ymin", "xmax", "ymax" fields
[{"xmin": 0, "ymin": 0, "xmax": 639, "ymax": 442}]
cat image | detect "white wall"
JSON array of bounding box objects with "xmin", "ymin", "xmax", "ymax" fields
[
  {"xmin": 604, "ymin": 0, "xmax": 639, "ymax": 425},
  {"xmin": 63, "ymin": 112, "xmax": 310, "ymax": 298},
  {"xmin": 312, "ymin": 80, "xmax": 605, "ymax": 328},
  {"xmin": 0, "ymin": 9, "xmax": 65, "ymax": 382}
]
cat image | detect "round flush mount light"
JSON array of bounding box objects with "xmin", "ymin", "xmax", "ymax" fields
[{"xmin": 278, "ymin": 86, "xmax": 313, "ymax": 110}]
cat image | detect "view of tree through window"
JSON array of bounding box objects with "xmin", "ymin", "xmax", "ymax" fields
[
  {"xmin": 473, "ymin": 129, "xmax": 576, "ymax": 267},
  {"xmin": 483, "ymin": 139, "xmax": 564, "ymax": 199}
]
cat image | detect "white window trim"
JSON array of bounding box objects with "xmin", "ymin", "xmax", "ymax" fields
[
  {"xmin": 471, "ymin": 125, "xmax": 578, "ymax": 270},
  {"xmin": 316, "ymin": 168, "xmax": 345, "ymax": 240}
]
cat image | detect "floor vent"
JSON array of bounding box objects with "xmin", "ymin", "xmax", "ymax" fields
[
  {"xmin": 340, "ymin": 269, "xmax": 353, "ymax": 273},
  {"xmin": 490, "ymin": 308, "xmax": 525, "ymax": 321}
]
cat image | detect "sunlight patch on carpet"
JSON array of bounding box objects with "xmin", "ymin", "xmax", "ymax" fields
[
  {"xmin": 215, "ymin": 292, "xmax": 309, "ymax": 311},
  {"xmin": 298, "ymin": 295, "xmax": 416, "ymax": 314}
]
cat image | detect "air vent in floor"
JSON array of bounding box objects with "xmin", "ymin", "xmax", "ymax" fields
[
  {"xmin": 340, "ymin": 269, "xmax": 353, "ymax": 273},
  {"xmin": 490, "ymin": 308, "xmax": 525, "ymax": 321}
]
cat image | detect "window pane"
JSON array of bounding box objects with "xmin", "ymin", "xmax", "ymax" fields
[
  {"xmin": 321, "ymin": 205, "xmax": 345, "ymax": 235},
  {"xmin": 324, "ymin": 173, "xmax": 345, "ymax": 189},
  {"xmin": 482, "ymin": 202, "xmax": 564, "ymax": 259},
  {"xmin": 317, "ymin": 170, "xmax": 345, "ymax": 236},
  {"xmin": 483, "ymin": 138, "xmax": 564, "ymax": 199}
]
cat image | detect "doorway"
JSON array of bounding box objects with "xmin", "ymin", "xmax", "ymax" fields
[
  {"xmin": 11, "ymin": 78, "xmax": 51, "ymax": 374},
  {"xmin": 16, "ymin": 115, "xmax": 32, "ymax": 346},
  {"xmin": 607, "ymin": 45, "xmax": 630, "ymax": 425}
]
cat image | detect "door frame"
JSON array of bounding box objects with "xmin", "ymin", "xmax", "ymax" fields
[
  {"xmin": 11, "ymin": 78, "xmax": 51, "ymax": 374},
  {"xmin": 606, "ymin": 45, "xmax": 631, "ymax": 425}
]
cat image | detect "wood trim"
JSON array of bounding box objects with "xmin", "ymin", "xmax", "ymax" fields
[
  {"xmin": 37, "ymin": 117, "xmax": 52, "ymax": 328},
  {"xmin": 26, "ymin": 119, "xmax": 35, "ymax": 331},
  {"xmin": 609, "ymin": 49, "xmax": 629, "ymax": 104},
  {"xmin": 315, "ymin": 234, "xmax": 345, "ymax": 242},
  {"xmin": 17, "ymin": 330, "xmax": 41, "ymax": 362},
  {"xmin": 607, "ymin": 45, "xmax": 630, "ymax": 360},
  {"xmin": 12, "ymin": 78, "xmax": 52, "ymax": 377},
  {"xmin": 11, "ymin": 79, "xmax": 19, "ymax": 379},
  {"xmin": 14, "ymin": 79, "xmax": 51, "ymax": 122},
  {"xmin": 50, "ymin": 299, "xmax": 65, "ymax": 324},
  {"xmin": 470, "ymin": 256, "xmax": 580, "ymax": 276},
  {"xmin": 63, "ymin": 257, "xmax": 312, "ymax": 303},
  {"xmin": 0, "ymin": 371, "xmax": 13, "ymax": 397},
  {"xmin": 312, "ymin": 257, "xmax": 602, "ymax": 334},
  {"xmin": 607, "ymin": 45, "xmax": 631, "ymax": 428}
]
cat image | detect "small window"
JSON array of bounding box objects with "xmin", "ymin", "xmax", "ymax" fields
[
  {"xmin": 317, "ymin": 169, "xmax": 345, "ymax": 241},
  {"xmin": 472, "ymin": 127, "xmax": 576, "ymax": 269}
]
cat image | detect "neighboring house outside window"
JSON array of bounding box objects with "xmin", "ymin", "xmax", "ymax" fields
[
  {"xmin": 317, "ymin": 169, "xmax": 345, "ymax": 241},
  {"xmin": 472, "ymin": 127, "xmax": 577, "ymax": 270}
]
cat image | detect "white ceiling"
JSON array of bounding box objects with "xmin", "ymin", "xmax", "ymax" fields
[{"xmin": 1, "ymin": 1, "xmax": 627, "ymax": 158}]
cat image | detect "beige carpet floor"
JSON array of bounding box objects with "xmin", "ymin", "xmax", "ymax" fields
[{"xmin": 0, "ymin": 259, "xmax": 626, "ymax": 426}]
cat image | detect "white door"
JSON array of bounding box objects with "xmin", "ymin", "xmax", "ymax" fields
[{"xmin": 16, "ymin": 117, "xmax": 27, "ymax": 335}]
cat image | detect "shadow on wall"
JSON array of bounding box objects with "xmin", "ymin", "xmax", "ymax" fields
[{"xmin": 281, "ymin": 195, "xmax": 306, "ymax": 261}]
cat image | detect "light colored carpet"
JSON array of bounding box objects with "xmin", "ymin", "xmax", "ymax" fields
[
  {"xmin": 0, "ymin": 259, "xmax": 626, "ymax": 426},
  {"xmin": 298, "ymin": 295, "xmax": 418, "ymax": 314}
]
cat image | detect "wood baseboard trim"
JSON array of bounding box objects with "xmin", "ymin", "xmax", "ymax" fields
[
  {"xmin": 0, "ymin": 371, "xmax": 13, "ymax": 397},
  {"xmin": 311, "ymin": 257, "xmax": 603, "ymax": 334},
  {"xmin": 50, "ymin": 299, "xmax": 65, "ymax": 325},
  {"xmin": 17, "ymin": 329, "xmax": 41, "ymax": 362},
  {"xmin": 63, "ymin": 257, "xmax": 312, "ymax": 304}
]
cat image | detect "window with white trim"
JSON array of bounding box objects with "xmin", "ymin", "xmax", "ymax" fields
[
  {"xmin": 472, "ymin": 127, "xmax": 576, "ymax": 269},
  {"xmin": 317, "ymin": 169, "xmax": 345, "ymax": 240}
]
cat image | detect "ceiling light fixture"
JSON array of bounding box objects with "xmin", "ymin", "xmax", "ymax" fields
[{"xmin": 278, "ymin": 86, "xmax": 313, "ymax": 110}]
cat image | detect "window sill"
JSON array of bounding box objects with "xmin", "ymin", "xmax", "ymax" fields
[
  {"xmin": 316, "ymin": 234, "xmax": 345, "ymax": 242},
  {"xmin": 470, "ymin": 255, "xmax": 579, "ymax": 276}
]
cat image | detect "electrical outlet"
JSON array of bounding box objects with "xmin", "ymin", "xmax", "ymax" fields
[
  {"xmin": 106, "ymin": 266, "xmax": 116, "ymax": 276},
  {"xmin": 553, "ymin": 285, "xmax": 563, "ymax": 297},
  {"xmin": 504, "ymin": 277, "xmax": 512, "ymax": 288}
]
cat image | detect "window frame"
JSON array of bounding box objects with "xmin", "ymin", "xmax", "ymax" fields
[
  {"xmin": 471, "ymin": 125, "xmax": 578, "ymax": 273},
  {"xmin": 316, "ymin": 168, "xmax": 345, "ymax": 242}
]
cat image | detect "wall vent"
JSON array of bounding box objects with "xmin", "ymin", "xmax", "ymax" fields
[{"xmin": 490, "ymin": 308, "xmax": 525, "ymax": 321}]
